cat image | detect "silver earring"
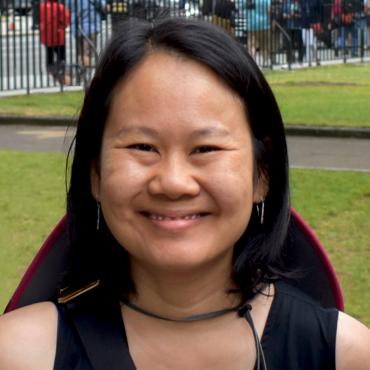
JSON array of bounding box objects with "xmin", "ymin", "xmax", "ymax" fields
[
  {"xmin": 256, "ymin": 201, "xmax": 265, "ymax": 225},
  {"xmin": 96, "ymin": 202, "xmax": 101, "ymax": 231}
]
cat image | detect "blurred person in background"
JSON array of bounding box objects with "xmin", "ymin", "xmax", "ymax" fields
[
  {"xmin": 270, "ymin": 0, "xmax": 284, "ymax": 64},
  {"xmin": 247, "ymin": 0, "xmax": 272, "ymax": 67},
  {"xmin": 69, "ymin": 0, "xmax": 107, "ymax": 67},
  {"xmin": 213, "ymin": 0, "xmax": 237, "ymax": 34},
  {"xmin": 300, "ymin": 0, "xmax": 320, "ymax": 65},
  {"xmin": 333, "ymin": 0, "xmax": 364, "ymax": 57},
  {"xmin": 366, "ymin": 0, "xmax": 370, "ymax": 47},
  {"xmin": 282, "ymin": 0, "xmax": 304, "ymax": 64},
  {"xmin": 39, "ymin": 0, "xmax": 71, "ymax": 84},
  {"xmin": 107, "ymin": 0, "xmax": 128, "ymax": 34},
  {"xmin": 352, "ymin": 0, "xmax": 367, "ymax": 54}
]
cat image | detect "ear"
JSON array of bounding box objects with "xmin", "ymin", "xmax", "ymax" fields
[
  {"xmin": 253, "ymin": 171, "xmax": 269, "ymax": 203},
  {"xmin": 90, "ymin": 160, "xmax": 101, "ymax": 202}
]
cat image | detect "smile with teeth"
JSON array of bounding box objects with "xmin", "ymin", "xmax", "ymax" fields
[
  {"xmin": 141, "ymin": 211, "xmax": 208, "ymax": 221},
  {"xmin": 149, "ymin": 214, "xmax": 202, "ymax": 221},
  {"xmin": 140, "ymin": 211, "xmax": 209, "ymax": 231}
]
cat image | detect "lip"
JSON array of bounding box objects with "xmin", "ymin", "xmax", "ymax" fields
[{"xmin": 139, "ymin": 210, "xmax": 210, "ymax": 231}]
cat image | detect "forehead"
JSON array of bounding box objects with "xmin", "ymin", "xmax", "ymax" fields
[
  {"xmin": 105, "ymin": 51, "xmax": 250, "ymax": 137},
  {"xmin": 112, "ymin": 51, "xmax": 244, "ymax": 107},
  {"xmin": 125, "ymin": 50, "xmax": 227, "ymax": 83}
]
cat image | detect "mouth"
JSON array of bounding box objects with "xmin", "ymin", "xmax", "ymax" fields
[
  {"xmin": 139, "ymin": 211, "xmax": 210, "ymax": 230},
  {"xmin": 140, "ymin": 212, "xmax": 208, "ymax": 221}
]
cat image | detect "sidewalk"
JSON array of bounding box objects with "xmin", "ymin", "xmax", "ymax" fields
[
  {"xmin": 1, "ymin": 123, "xmax": 369, "ymax": 172},
  {"xmin": 1, "ymin": 114, "xmax": 370, "ymax": 139}
]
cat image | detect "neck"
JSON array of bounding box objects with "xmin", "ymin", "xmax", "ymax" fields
[{"xmin": 129, "ymin": 258, "xmax": 241, "ymax": 320}]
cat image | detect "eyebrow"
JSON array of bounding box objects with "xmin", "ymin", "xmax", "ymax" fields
[
  {"xmin": 190, "ymin": 127, "xmax": 231, "ymax": 139},
  {"xmin": 115, "ymin": 125, "xmax": 231, "ymax": 139},
  {"xmin": 116, "ymin": 126, "xmax": 159, "ymax": 138}
]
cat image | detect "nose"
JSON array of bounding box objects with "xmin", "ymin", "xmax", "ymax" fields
[{"xmin": 148, "ymin": 155, "xmax": 201, "ymax": 200}]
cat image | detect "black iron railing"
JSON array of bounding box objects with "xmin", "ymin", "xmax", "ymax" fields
[{"xmin": 0, "ymin": 0, "xmax": 369, "ymax": 93}]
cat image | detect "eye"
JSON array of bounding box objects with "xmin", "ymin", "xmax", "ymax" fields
[
  {"xmin": 192, "ymin": 146, "xmax": 221, "ymax": 154},
  {"xmin": 127, "ymin": 144, "xmax": 158, "ymax": 153}
]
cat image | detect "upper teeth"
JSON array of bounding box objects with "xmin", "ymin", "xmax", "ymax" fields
[{"xmin": 149, "ymin": 214, "xmax": 201, "ymax": 221}]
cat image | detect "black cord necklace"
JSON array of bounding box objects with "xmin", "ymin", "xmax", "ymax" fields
[
  {"xmin": 120, "ymin": 298, "xmax": 267, "ymax": 370},
  {"xmin": 121, "ymin": 297, "xmax": 252, "ymax": 322}
]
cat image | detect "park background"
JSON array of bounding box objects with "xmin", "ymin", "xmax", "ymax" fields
[
  {"xmin": 1, "ymin": 0, "xmax": 370, "ymax": 324},
  {"xmin": 0, "ymin": 62, "xmax": 369, "ymax": 326}
]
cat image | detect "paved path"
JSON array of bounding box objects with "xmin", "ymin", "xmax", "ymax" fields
[
  {"xmin": 1, "ymin": 124, "xmax": 370, "ymax": 172},
  {"xmin": 286, "ymin": 136, "xmax": 370, "ymax": 172},
  {"xmin": 0, "ymin": 124, "xmax": 75, "ymax": 154}
]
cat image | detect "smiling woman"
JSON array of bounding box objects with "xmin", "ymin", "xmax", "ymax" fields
[
  {"xmin": 0, "ymin": 17, "xmax": 369, "ymax": 370},
  {"xmin": 91, "ymin": 52, "xmax": 261, "ymax": 274}
]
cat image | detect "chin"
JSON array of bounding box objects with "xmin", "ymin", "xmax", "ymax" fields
[{"xmin": 136, "ymin": 242, "xmax": 234, "ymax": 274}]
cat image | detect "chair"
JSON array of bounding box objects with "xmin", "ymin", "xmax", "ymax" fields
[{"xmin": 4, "ymin": 209, "xmax": 344, "ymax": 313}]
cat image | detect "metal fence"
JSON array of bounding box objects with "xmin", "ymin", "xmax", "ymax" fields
[{"xmin": 1, "ymin": 0, "xmax": 369, "ymax": 93}]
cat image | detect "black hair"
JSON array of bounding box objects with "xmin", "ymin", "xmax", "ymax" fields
[{"xmin": 65, "ymin": 17, "xmax": 290, "ymax": 302}]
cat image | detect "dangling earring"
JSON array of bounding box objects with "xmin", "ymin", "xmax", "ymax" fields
[
  {"xmin": 256, "ymin": 201, "xmax": 265, "ymax": 225},
  {"xmin": 96, "ymin": 202, "xmax": 101, "ymax": 231}
]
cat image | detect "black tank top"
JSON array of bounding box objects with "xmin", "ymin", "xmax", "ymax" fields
[{"xmin": 54, "ymin": 281, "xmax": 339, "ymax": 370}]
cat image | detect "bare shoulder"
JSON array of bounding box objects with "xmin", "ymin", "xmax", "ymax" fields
[
  {"xmin": 336, "ymin": 311, "xmax": 370, "ymax": 370},
  {"xmin": 0, "ymin": 302, "xmax": 58, "ymax": 370}
]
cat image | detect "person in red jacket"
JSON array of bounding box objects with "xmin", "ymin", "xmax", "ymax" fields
[{"xmin": 39, "ymin": 0, "xmax": 70, "ymax": 84}]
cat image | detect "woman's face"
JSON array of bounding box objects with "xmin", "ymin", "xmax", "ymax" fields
[{"xmin": 91, "ymin": 52, "xmax": 266, "ymax": 273}]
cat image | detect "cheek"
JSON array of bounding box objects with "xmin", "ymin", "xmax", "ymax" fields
[
  {"xmin": 99, "ymin": 152, "xmax": 148, "ymax": 206},
  {"xmin": 208, "ymin": 153, "xmax": 255, "ymax": 217},
  {"xmin": 98, "ymin": 153, "xmax": 149, "ymax": 244},
  {"xmin": 222, "ymin": 152, "xmax": 254, "ymax": 194}
]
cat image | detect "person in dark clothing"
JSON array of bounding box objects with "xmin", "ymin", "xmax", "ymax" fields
[
  {"xmin": 107, "ymin": 0, "xmax": 129, "ymax": 34},
  {"xmin": 213, "ymin": 0, "xmax": 236, "ymax": 34},
  {"xmin": 333, "ymin": 0, "xmax": 364, "ymax": 56},
  {"xmin": 300, "ymin": 0, "xmax": 320, "ymax": 64},
  {"xmin": 0, "ymin": 18, "xmax": 369, "ymax": 370},
  {"xmin": 282, "ymin": 0, "xmax": 304, "ymax": 63},
  {"xmin": 366, "ymin": 0, "xmax": 370, "ymax": 48}
]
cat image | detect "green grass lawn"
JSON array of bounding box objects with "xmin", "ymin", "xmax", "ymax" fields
[
  {"xmin": 0, "ymin": 91, "xmax": 83, "ymax": 118},
  {"xmin": 0, "ymin": 150, "xmax": 369, "ymax": 326},
  {"xmin": 265, "ymin": 63, "xmax": 370, "ymax": 127},
  {"xmin": 0, "ymin": 151, "xmax": 66, "ymax": 311},
  {"xmin": 0, "ymin": 63, "xmax": 369, "ymax": 127},
  {"xmin": 290, "ymin": 169, "xmax": 370, "ymax": 325}
]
